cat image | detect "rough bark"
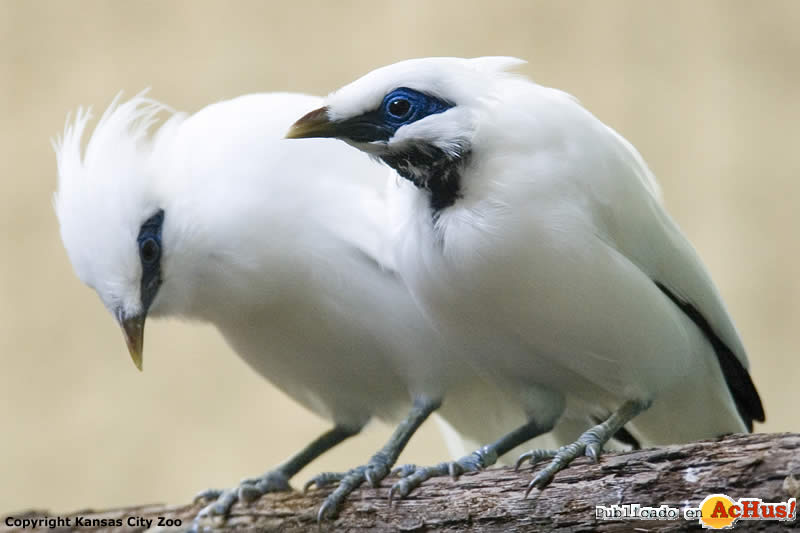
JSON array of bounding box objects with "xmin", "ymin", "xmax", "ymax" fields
[{"xmin": 4, "ymin": 433, "xmax": 799, "ymax": 532}]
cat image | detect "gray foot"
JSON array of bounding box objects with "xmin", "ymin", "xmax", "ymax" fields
[
  {"xmin": 305, "ymin": 397, "xmax": 441, "ymax": 522},
  {"xmin": 516, "ymin": 438, "xmax": 599, "ymax": 498},
  {"xmin": 193, "ymin": 470, "xmax": 291, "ymax": 525},
  {"xmin": 389, "ymin": 446, "xmax": 498, "ymax": 502},
  {"xmin": 307, "ymin": 453, "xmax": 394, "ymax": 522},
  {"xmin": 516, "ymin": 399, "xmax": 650, "ymax": 498}
]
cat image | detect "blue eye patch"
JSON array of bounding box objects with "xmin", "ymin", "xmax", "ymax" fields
[
  {"xmin": 137, "ymin": 209, "xmax": 164, "ymax": 312},
  {"xmin": 333, "ymin": 87, "xmax": 454, "ymax": 143}
]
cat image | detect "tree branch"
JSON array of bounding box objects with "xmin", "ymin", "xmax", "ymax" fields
[{"xmin": 5, "ymin": 433, "xmax": 799, "ymax": 532}]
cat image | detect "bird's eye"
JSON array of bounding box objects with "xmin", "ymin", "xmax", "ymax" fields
[
  {"xmin": 140, "ymin": 238, "xmax": 160, "ymax": 264},
  {"xmin": 388, "ymin": 98, "xmax": 412, "ymax": 119},
  {"xmin": 378, "ymin": 88, "xmax": 452, "ymax": 131}
]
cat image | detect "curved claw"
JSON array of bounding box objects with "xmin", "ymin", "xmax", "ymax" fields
[
  {"xmin": 303, "ymin": 478, "xmax": 317, "ymax": 494},
  {"xmin": 524, "ymin": 481, "xmax": 542, "ymax": 500},
  {"xmin": 525, "ymin": 465, "xmax": 561, "ymax": 499},
  {"xmin": 388, "ymin": 475, "xmax": 412, "ymax": 504},
  {"xmin": 316, "ymin": 499, "xmax": 335, "ymax": 524},
  {"xmin": 528, "ymin": 469, "xmax": 551, "ymax": 496},
  {"xmin": 515, "ymin": 451, "xmax": 533, "ymax": 471}
]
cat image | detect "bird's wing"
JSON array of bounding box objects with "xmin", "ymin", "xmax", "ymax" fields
[{"xmin": 595, "ymin": 126, "xmax": 764, "ymax": 429}]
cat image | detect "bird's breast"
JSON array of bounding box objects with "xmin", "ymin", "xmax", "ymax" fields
[{"xmin": 393, "ymin": 194, "xmax": 697, "ymax": 403}]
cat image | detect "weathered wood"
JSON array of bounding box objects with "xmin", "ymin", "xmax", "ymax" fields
[{"xmin": 4, "ymin": 433, "xmax": 799, "ymax": 532}]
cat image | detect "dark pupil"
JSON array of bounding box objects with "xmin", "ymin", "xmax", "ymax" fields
[
  {"xmin": 141, "ymin": 239, "xmax": 159, "ymax": 263},
  {"xmin": 388, "ymin": 98, "xmax": 411, "ymax": 118}
]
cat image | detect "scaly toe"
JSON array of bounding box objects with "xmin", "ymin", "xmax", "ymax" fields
[
  {"xmin": 388, "ymin": 478, "xmax": 412, "ymax": 503},
  {"xmin": 515, "ymin": 449, "xmax": 558, "ymax": 471},
  {"xmin": 194, "ymin": 489, "xmax": 236, "ymax": 523},
  {"xmin": 192, "ymin": 470, "xmax": 294, "ymax": 529},
  {"xmin": 238, "ymin": 483, "xmax": 261, "ymax": 503},
  {"xmin": 522, "ymin": 444, "xmax": 586, "ymax": 497},
  {"xmin": 213, "ymin": 489, "xmax": 238, "ymax": 516},
  {"xmin": 193, "ymin": 488, "xmax": 222, "ymax": 504},
  {"xmin": 365, "ymin": 465, "xmax": 385, "ymax": 487},
  {"xmin": 586, "ymin": 442, "xmax": 602, "ymax": 462},
  {"xmin": 390, "ymin": 469, "xmax": 431, "ymax": 503},
  {"xmin": 316, "ymin": 467, "xmax": 369, "ymax": 521},
  {"xmin": 304, "ymin": 471, "xmax": 345, "ymax": 492},
  {"xmin": 392, "ymin": 464, "xmax": 417, "ymax": 477}
]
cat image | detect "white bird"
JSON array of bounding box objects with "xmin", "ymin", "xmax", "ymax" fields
[
  {"xmin": 53, "ymin": 91, "xmax": 542, "ymax": 522},
  {"xmin": 286, "ymin": 56, "xmax": 765, "ymax": 496}
]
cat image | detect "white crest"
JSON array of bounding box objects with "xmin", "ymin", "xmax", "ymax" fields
[{"xmin": 53, "ymin": 92, "xmax": 175, "ymax": 317}]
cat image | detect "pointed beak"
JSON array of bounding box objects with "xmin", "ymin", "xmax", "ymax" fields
[
  {"xmin": 285, "ymin": 106, "xmax": 338, "ymax": 139},
  {"xmin": 120, "ymin": 314, "xmax": 146, "ymax": 371}
]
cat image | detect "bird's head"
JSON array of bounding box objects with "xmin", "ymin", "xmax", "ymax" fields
[
  {"xmin": 287, "ymin": 57, "xmax": 526, "ymax": 210},
  {"xmin": 53, "ymin": 94, "xmax": 178, "ymax": 371}
]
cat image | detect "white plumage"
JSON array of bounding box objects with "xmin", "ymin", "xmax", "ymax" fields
[
  {"xmin": 53, "ymin": 91, "xmax": 538, "ymax": 519},
  {"xmin": 287, "ymin": 57, "xmax": 764, "ymax": 491}
]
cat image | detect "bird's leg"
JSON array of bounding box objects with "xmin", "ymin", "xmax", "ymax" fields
[
  {"xmin": 193, "ymin": 424, "xmax": 359, "ymax": 525},
  {"xmin": 516, "ymin": 398, "xmax": 651, "ymax": 497},
  {"xmin": 389, "ymin": 417, "xmax": 552, "ymax": 502},
  {"xmin": 310, "ymin": 396, "xmax": 441, "ymax": 522}
]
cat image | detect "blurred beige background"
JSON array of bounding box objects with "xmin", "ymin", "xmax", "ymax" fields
[{"xmin": 1, "ymin": 0, "xmax": 798, "ymax": 515}]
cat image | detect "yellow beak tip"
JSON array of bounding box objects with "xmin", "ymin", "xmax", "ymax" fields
[
  {"xmin": 121, "ymin": 314, "xmax": 146, "ymax": 373},
  {"xmin": 285, "ymin": 106, "xmax": 333, "ymax": 139}
]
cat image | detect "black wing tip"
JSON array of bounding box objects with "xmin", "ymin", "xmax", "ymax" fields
[{"xmin": 654, "ymin": 282, "xmax": 765, "ymax": 431}]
